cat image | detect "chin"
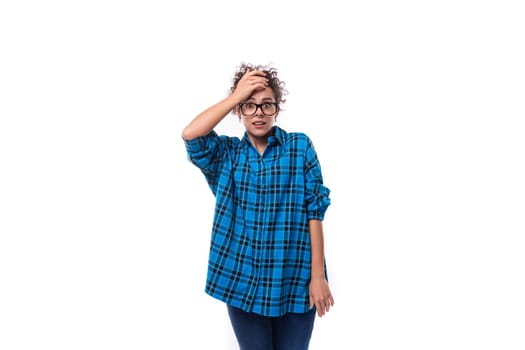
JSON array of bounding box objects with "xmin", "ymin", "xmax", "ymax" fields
[{"xmin": 251, "ymin": 128, "xmax": 272, "ymax": 137}]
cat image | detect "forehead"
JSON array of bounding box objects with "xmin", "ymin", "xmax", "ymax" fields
[{"xmin": 247, "ymin": 87, "xmax": 275, "ymax": 101}]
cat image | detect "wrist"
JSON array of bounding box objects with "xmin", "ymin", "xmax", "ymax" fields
[
  {"xmin": 227, "ymin": 93, "xmax": 244, "ymax": 106},
  {"xmin": 310, "ymin": 271, "xmax": 326, "ymax": 280}
]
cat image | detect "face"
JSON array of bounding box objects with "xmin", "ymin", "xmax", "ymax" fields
[{"xmin": 239, "ymin": 87, "xmax": 279, "ymax": 140}]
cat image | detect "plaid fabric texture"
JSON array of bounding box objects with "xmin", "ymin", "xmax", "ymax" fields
[{"xmin": 184, "ymin": 126, "xmax": 331, "ymax": 316}]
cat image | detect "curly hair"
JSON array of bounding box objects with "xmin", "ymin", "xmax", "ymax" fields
[{"xmin": 230, "ymin": 62, "xmax": 288, "ymax": 115}]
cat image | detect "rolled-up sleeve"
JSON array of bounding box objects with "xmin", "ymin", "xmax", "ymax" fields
[
  {"xmin": 304, "ymin": 138, "xmax": 331, "ymax": 220},
  {"xmin": 183, "ymin": 131, "xmax": 225, "ymax": 194}
]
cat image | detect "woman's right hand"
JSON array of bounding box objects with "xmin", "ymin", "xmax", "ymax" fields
[{"xmin": 231, "ymin": 69, "xmax": 269, "ymax": 102}]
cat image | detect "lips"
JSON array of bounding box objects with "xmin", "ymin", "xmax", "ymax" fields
[{"xmin": 252, "ymin": 121, "xmax": 266, "ymax": 126}]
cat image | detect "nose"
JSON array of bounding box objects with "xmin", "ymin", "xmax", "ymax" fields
[{"xmin": 254, "ymin": 105, "xmax": 265, "ymax": 116}]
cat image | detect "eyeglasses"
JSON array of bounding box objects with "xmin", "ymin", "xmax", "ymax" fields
[{"xmin": 239, "ymin": 102, "xmax": 279, "ymax": 116}]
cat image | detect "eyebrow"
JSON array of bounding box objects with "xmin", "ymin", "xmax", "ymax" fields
[{"xmin": 246, "ymin": 97, "xmax": 275, "ymax": 102}]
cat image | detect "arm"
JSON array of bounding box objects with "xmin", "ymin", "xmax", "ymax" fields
[
  {"xmin": 181, "ymin": 94, "xmax": 240, "ymax": 141},
  {"xmin": 308, "ymin": 219, "xmax": 334, "ymax": 317},
  {"xmin": 181, "ymin": 70, "xmax": 269, "ymax": 140}
]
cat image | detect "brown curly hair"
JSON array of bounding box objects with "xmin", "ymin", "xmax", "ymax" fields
[{"xmin": 230, "ymin": 62, "xmax": 288, "ymax": 115}]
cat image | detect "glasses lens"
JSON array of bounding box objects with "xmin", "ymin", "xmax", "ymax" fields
[
  {"xmin": 241, "ymin": 103, "xmax": 257, "ymax": 115},
  {"xmin": 261, "ymin": 103, "xmax": 276, "ymax": 116}
]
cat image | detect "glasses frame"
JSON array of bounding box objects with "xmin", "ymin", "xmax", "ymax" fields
[{"xmin": 238, "ymin": 102, "xmax": 279, "ymax": 117}]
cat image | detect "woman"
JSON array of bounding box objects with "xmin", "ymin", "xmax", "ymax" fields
[{"xmin": 182, "ymin": 62, "xmax": 334, "ymax": 350}]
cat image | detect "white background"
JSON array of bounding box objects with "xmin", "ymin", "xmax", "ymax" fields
[{"xmin": 1, "ymin": 1, "xmax": 524, "ymax": 349}]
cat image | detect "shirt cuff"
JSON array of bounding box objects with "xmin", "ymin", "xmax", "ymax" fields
[{"xmin": 183, "ymin": 132, "xmax": 214, "ymax": 153}]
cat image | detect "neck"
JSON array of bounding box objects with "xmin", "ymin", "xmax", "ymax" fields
[
  {"xmin": 249, "ymin": 135, "xmax": 267, "ymax": 155},
  {"xmin": 247, "ymin": 127, "xmax": 275, "ymax": 155}
]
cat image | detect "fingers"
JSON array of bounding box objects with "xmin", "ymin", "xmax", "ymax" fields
[
  {"xmin": 232, "ymin": 71, "xmax": 268, "ymax": 102},
  {"xmin": 243, "ymin": 70, "xmax": 268, "ymax": 89},
  {"xmin": 244, "ymin": 69, "xmax": 267, "ymax": 79},
  {"xmin": 312, "ymin": 294, "xmax": 334, "ymax": 317}
]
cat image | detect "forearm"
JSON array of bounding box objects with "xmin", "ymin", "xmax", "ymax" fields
[
  {"xmin": 181, "ymin": 94, "xmax": 242, "ymax": 140},
  {"xmin": 308, "ymin": 219, "xmax": 326, "ymax": 280}
]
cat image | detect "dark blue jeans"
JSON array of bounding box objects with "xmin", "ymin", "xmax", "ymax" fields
[{"xmin": 227, "ymin": 305, "xmax": 316, "ymax": 350}]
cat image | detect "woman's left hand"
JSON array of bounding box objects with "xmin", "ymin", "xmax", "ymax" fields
[{"xmin": 309, "ymin": 277, "xmax": 334, "ymax": 317}]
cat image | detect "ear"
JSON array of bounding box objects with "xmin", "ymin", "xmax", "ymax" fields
[{"xmin": 232, "ymin": 105, "xmax": 240, "ymax": 117}]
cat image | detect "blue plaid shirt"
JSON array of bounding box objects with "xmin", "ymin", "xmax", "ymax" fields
[{"xmin": 184, "ymin": 126, "xmax": 331, "ymax": 317}]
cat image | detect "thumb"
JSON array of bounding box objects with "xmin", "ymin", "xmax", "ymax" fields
[{"xmin": 309, "ymin": 294, "xmax": 314, "ymax": 309}]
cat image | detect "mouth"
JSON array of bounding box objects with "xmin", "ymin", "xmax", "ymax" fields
[{"xmin": 252, "ymin": 121, "xmax": 266, "ymax": 128}]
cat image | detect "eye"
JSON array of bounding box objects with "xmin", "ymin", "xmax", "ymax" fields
[{"xmin": 262, "ymin": 103, "xmax": 277, "ymax": 111}]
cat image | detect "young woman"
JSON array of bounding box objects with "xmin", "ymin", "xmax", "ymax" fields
[{"xmin": 182, "ymin": 62, "xmax": 334, "ymax": 350}]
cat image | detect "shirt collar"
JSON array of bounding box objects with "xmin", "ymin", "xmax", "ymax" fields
[
  {"xmin": 270, "ymin": 126, "xmax": 286, "ymax": 146},
  {"xmin": 241, "ymin": 126, "xmax": 286, "ymax": 148}
]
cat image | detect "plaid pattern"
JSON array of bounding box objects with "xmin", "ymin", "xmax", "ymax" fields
[{"xmin": 184, "ymin": 126, "xmax": 330, "ymax": 317}]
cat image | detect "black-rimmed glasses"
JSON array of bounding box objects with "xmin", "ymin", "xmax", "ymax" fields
[{"xmin": 239, "ymin": 102, "xmax": 279, "ymax": 116}]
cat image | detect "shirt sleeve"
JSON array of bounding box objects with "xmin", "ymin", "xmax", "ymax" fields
[
  {"xmin": 304, "ymin": 137, "xmax": 331, "ymax": 220},
  {"xmin": 183, "ymin": 131, "xmax": 229, "ymax": 195}
]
